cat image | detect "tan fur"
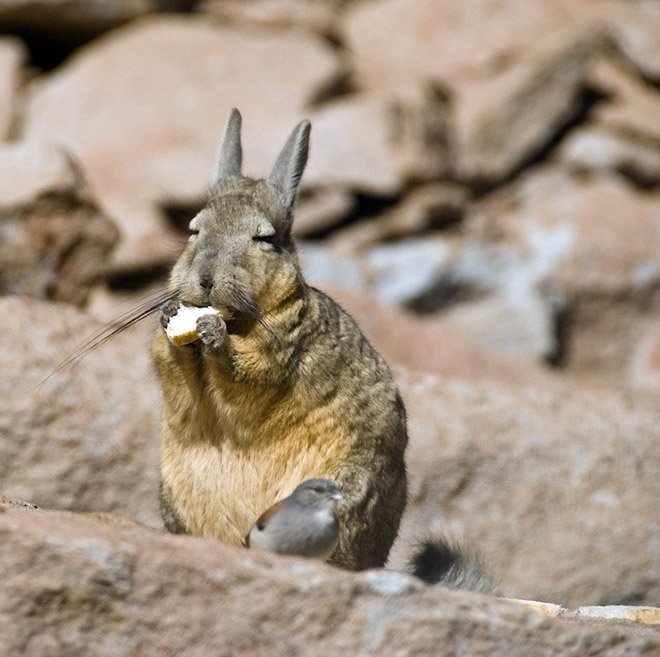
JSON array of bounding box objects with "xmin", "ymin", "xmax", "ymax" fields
[{"xmin": 152, "ymin": 112, "xmax": 408, "ymax": 570}]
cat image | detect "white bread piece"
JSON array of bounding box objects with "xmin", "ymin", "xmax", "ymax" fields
[{"xmin": 165, "ymin": 305, "xmax": 227, "ymax": 347}]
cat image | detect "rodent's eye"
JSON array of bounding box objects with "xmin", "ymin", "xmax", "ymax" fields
[
  {"xmin": 253, "ymin": 233, "xmax": 275, "ymax": 245},
  {"xmin": 253, "ymin": 223, "xmax": 278, "ymax": 249}
]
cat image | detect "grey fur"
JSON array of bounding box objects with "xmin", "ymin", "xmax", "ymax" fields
[
  {"xmin": 214, "ymin": 107, "xmax": 243, "ymax": 183},
  {"xmin": 267, "ymin": 119, "xmax": 310, "ymax": 214}
]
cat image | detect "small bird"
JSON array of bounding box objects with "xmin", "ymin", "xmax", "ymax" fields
[{"xmin": 246, "ymin": 479, "xmax": 343, "ymax": 560}]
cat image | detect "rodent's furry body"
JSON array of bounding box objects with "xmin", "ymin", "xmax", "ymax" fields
[
  {"xmin": 153, "ymin": 111, "xmax": 407, "ymax": 570},
  {"xmin": 153, "ymin": 285, "xmax": 407, "ymax": 569}
]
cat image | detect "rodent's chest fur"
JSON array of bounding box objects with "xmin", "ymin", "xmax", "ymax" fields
[
  {"xmin": 155, "ymin": 288, "xmax": 400, "ymax": 547},
  {"xmin": 154, "ymin": 292, "xmax": 377, "ymax": 544}
]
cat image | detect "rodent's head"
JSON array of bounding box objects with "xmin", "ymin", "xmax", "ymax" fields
[{"xmin": 170, "ymin": 109, "xmax": 310, "ymax": 325}]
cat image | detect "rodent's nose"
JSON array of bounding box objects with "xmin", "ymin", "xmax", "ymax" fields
[{"xmin": 199, "ymin": 275, "xmax": 214, "ymax": 291}]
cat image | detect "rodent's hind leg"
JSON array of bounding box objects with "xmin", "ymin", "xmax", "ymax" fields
[{"xmin": 159, "ymin": 479, "xmax": 189, "ymax": 535}]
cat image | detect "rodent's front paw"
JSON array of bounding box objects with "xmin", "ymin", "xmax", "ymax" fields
[
  {"xmin": 160, "ymin": 299, "xmax": 181, "ymax": 329},
  {"xmin": 197, "ymin": 313, "xmax": 227, "ymax": 352}
]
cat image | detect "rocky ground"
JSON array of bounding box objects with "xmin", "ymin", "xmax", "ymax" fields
[{"xmin": 0, "ymin": 0, "xmax": 658, "ymax": 655}]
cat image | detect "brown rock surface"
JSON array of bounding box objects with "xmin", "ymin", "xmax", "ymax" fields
[
  {"xmin": 327, "ymin": 286, "xmax": 556, "ymax": 388},
  {"xmin": 343, "ymin": 0, "xmax": 609, "ymax": 185},
  {"xmin": 389, "ymin": 367, "xmax": 660, "ymax": 607},
  {"xmin": 0, "ymin": 0, "xmax": 195, "ymax": 41},
  {"xmin": 304, "ymin": 92, "xmax": 450, "ymax": 195},
  {"xmin": 0, "ymin": 37, "xmax": 24, "ymax": 141},
  {"xmin": 2, "ymin": 292, "xmax": 657, "ymax": 608},
  {"xmin": 467, "ymin": 166, "xmax": 660, "ymax": 381},
  {"xmin": 0, "ymin": 296, "xmax": 161, "ymax": 526},
  {"xmin": 0, "ymin": 142, "xmax": 119, "ymax": 305},
  {"xmin": 23, "ymin": 16, "xmax": 342, "ymax": 272},
  {"xmin": 0, "ymin": 505, "xmax": 658, "ymax": 657},
  {"xmin": 558, "ymin": 125, "xmax": 660, "ymax": 188},
  {"xmin": 344, "ymin": 0, "xmax": 582, "ymax": 94},
  {"xmin": 628, "ymin": 323, "xmax": 660, "ymax": 397},
  {"xmin": 200, "ymin": 0, "xmax": 340, "ymax": 37},
  {"xmin": 331, "ymin": 183, "xmax": 468, "ymax": 248},
  {"xmin": 454, "ymin": 28, "xmax": 606, "ymax": 185}
]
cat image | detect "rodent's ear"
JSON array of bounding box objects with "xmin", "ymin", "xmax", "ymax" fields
[
  {"xmin": 267, "ymin": 119, "xmax": 311, "ymax": 215},
  {"xmin": 213, "ymin": 108, "xmax": 243, "ymax": 183}
]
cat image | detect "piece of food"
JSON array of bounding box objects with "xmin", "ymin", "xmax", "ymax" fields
[{"xmin": 165, "ymin": 305, "xmax": 227, "ymax": 346}]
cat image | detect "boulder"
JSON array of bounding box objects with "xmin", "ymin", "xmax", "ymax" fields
[
  {"xmin": 600, "ymin": 0, "xmax": 660, "ymax": 81},
  {"xmin": 454, "ymin": 28, "xmax": 607, "ymax": 186},
  {"xmin": 0, "ymin": 37, "xmax": 25, "ymax": 141},
  {"xmin": 200, "ymin": 0, "xmax": 340, "ymax": 37},
  {"xmin": 560, "ymin": 57, "xmax": 660, "ymax": 186},
  {"xmin": 390, "ymin": 366, "xmax": 660, "ymax": 607},
  {"xmin": 627, "ymin": 323, "xmax": 660, "ymax": 397},
  {"xmin": 558, "ymin": 125, "xmax": 660, "ymax": 188},
  {"xmin": 329, "ymin": 183, "xmax": 468, "ymax": 248},
  {"xmin": 0, "ymin": 504, "xmax": 657, "ymax": 656},
  {"xmin": 465, "ymin": 166, "xmax": 659, "ymax": 379},
  {"xmin": 0, "ymin": 296, "xmax": 161, "ymax": 526},
  {"xmin": 343, "ymin": 0, "xmax": 581, "ymax": 94},
  {"xmin": 0, "ymin": 0, "xmax": 195, "ymax": 42},
  {"xmin": 327, "ymin": 286, "xmax": 556, "ymax": 389},
  {"xmin": 304, "ymin": 91, "xmax": 451, "ymax": 195},
  {"xmin": 1, "ymin": 295, "xmax": 657, "ymax": 607},
  {"xmin": 0, "ymin": 142, "xmax": 119, "ymax": 305},
  {"xmin": 23, "ymin": 16, "xmax": 343, "ymax": 273},
  {"xmin": 343, "ymin": 0, "xmax": 609, "ymax": 186}
]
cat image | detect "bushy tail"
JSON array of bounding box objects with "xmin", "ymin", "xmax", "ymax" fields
[{"xmin": 409, "ymin": 535, "xmax": 499, "ymax": 594}]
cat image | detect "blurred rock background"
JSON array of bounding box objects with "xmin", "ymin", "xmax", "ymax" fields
[{"xmin": 0, "ymin": 1, "xmax": 658, "ymax": 652}]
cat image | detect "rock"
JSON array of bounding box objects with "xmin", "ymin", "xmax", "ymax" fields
[
  {"xmin": 344, "ymin": 0, "xmax": 582, "ymax": 94},
  {"xmin": 0, "ymin": 0, "xmax": 195, "ymax": 42},
  {"xmin": 441, "ymin": 285, "xmax": 562, "ymax": 363},
  {"xmin": 390, "ymin": 367, "xmax": 660, "ymax": 607},
  {"xmin": 0, "ymin": 296, "xmax": 161, "ymax": 526},
  {"xmin": 293, "ymin": 187, "xmax": 355, "ymax": 237},
  {"xmin": 558, "ymin": 125, "xmax": 660, "ymax": 188},
  {"xmin": 602, "ymin": 0, "xmax": 660, "ymax": 81},
  {"xmin": 0, "ymin": 505, "xmax": 658, "ymax": 656},
  {"xmin": 332, "ymin": 183, "xmax": 469, "ymax": 248},
  {"xmin": 299, "ymin": 236, "xmax": 454, "ymax": 307},
  {"xmin": 628, "ymin": 323, "xmax": 660, "ymax": 397},
  {"xmin": 200, "ymin": 0, "xmax": 340, "ymax": 37},
  {"xmin": 0, "ymin": 495, "xmax": 38, "ymax": 510},
  {"xmin": 560, "ymin": 57, "xmax": 660, "ymax": 186},
  {"xmin": 454, "ymin": 27, "xmax": 607, "ymax": 186},
  {"xmin": 344, "ymin": 0, "xmax": 612, "ymax": 186},
  {"xmin": 588, "ymin": 58, "xmax": 660, "ymax": 145},
  {"xmin": 0, "ymin": 143, "xmax": 119, "ymax": 305},
  {"xmin": 2, "ymin": 293, "xmax": 657, "ymax": 607},
  {"xmin": 327, "ymin": 286, "xmax": 556, "ymax": 389},
  {"xmin": 304, "ymin": 91, "xmax": 451, "ymax": 195},
  {"xmin": 23, "ymin": 16, "xmax": 342, "ymax": 273},
  {"xmin": 464, "ymin": 166, "xmax": 659, "ymax": 379},
  {"xmin": 0, "ymin": 37, "xmax": 24, "ymax": 141},
  {"xmin": 469, "ymin": 166, "xmax": 659, "ymax": 297}
]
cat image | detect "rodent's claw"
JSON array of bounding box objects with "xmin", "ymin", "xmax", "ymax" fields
[
  {"xmin": 197, "ymin": 313, "xmax": 227, "ymax": 352},
  {"xmin": 160, "ymin": 299, "xmax": 181, "ymax": 329}
]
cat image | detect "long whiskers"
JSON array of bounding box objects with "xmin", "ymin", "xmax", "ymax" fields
[{"xmin": 36, "ymin": 288, "xmax": 179, "ymax": 388}]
